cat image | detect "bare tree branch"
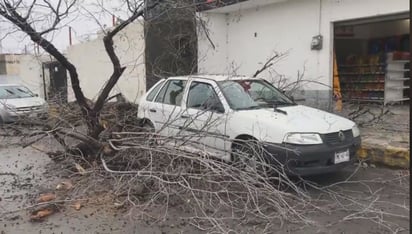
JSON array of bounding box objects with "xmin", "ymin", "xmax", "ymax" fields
[
  {"xmin": 91, "ymin": 0, "xmax": 162, "ymax": 138},
  {"xmin": 0, "ymin": 0, "xmax": 91, "ymax": 116}
]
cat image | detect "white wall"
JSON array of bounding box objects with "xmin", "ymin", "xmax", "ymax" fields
[
  {"xmin": 66, "ymin": 21, "xmax": 146, "ymax": 103},
  {"xmin": 19, "ymin": 55, "xmax": 48, "ymax": 98},
  {"xmin": 198, "ymin": 13, "xmax": 229, "ymax": 74},
  {"xmin": 198, "ymin": 0, "xmax": 410, "ymax": 91},
  {"xmin": 0, "ymin": 54, "xmax": 49, "ymax": 98}
]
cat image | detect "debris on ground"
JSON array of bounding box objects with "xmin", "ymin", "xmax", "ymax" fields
[
  {"xmin": 56, "ymin": 180, "xmax": 73, "ymax": 190},
  {"xmin": 72, "ymin": 201, "xmax": 82, "ymax": 211},
  {"xmin": 74, "ymin": 163, "xmax": 87, "ymax": 175},
  {"xmin": 29, "ymin": 204, "xmax": 59, "ymax": 222},
  {"xmin": 36, "ymin": 193, "xmax": 56, "ymax": 203},
  {"xmin": 113, "ymin": 201, "xmax": 125, "ymax": 209}
]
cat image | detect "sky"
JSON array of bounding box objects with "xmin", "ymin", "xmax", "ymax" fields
[{"xmin": 0, "ymin": 0, "xmax": 134, "ymax": 53}]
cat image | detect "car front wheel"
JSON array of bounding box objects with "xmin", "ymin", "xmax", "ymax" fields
[
  {"xmin": 232, "ymin": 139, "xmax": 271, "ymax": 176},
  {"xmin": 140, "ymin": 120, "xmax": 157, "ymax": 145}
]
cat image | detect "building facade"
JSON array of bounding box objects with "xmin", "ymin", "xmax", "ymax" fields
[
  {"xmin": 197, "ymin": 0, "xmax": 410, "ymax": 110},
  {"xmin": 0, "ymin": 53, "xmax": 51, "ymax": 99},
  {"xmin": 66, "ymin": 21, "xmax": 146, "ymax": 103}
]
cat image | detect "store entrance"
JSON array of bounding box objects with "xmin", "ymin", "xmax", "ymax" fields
[{"xmin": 334, "ymin": 16, "xmax": 410, "ymax": 106}]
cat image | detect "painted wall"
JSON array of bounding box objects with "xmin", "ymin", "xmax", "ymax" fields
[
  {"xmin": 0, "ymin": 54, "xmax": 49, "ymax": 98},
  {"xmin": 198, "ymin": 13, "xmax": 229, "ymax": 74},
  {"xmin": 0, "ymin": 54, "xmax": 20, "ymax": 75},
  {"xmin": 197, "ymin": 0, "xmax": 409, "ymax": 109},
  {"xmin": 66, "ymin": 21, "xmax": 146, "ymax": 103}
]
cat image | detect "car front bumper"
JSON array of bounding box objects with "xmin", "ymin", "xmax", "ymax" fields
[
  {"xmin": 263, "ymin": 136, "xmax": 361, "ymax": 176},
  {"xmin": 0, "ymin": 109, "xmax": 48, "ymax": 123}
]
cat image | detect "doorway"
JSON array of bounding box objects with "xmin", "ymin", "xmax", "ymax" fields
[{"xmin": 334, "ymin": 14, "xmax": 410, "ymax": 106}]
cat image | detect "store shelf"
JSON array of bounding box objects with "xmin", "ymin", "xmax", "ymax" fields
[
  {"xmin": 340, "ymin": 72, "xmax": 385, "ymax": 75},
  {"xmin": 386, "ymin": 77, "xmax": 409, "ymax": 81},
  {"xmin": 394, "ymin": 97, "xmax": 410, "ymax": 101},
  {"xmin": 387, "ymin": 60, "xmax": 409, "ymax": 64},
  {"xmin": 339, "ymin": 63, "xmax": 386, "ymax": 68},
  {"xmin": 339, "ymin": 52, "xmax": 410, "ymax": 106},
  {"xmin": 386, "ymin": 86, "xmax": 410, "ymax": 90},
  {"xmin": 386, "ymin": 97, "xmax": 410, "ymax": 102},
  {"xmin": 342, "ymin": 89, "xmax": 384, "ymax": 92},
  {"xmin": 341, "ymin": 80, "xmax": 384, "ymax": 83},
  {"xmin": 342, "ymin": 98, "xmax": 384, "ymax": 102},
  {"xmin": 387, "ymin": 69, "xmax": 410, "ymax": 72}
]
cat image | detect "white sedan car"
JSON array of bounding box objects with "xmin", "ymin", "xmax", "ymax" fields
[
  {"xmin": 0, "ymin": 84, "xmax": 48, "ymax": 124},
  {"xmin": 137, "ymin": 75, "xmax": 361, "ymax": 176}
]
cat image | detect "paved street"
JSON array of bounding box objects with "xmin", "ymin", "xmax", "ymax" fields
[{"xmin": 0, "ymin": 139, "xmax": 409, "ymax": 234}]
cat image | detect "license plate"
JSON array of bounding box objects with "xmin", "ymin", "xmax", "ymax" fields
[{"xmin": 334, "ymin": 149, "xmax": 350, "ymax": 164}]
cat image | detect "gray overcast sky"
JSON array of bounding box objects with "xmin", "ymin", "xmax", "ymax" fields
[{"xmin": 0, "ymin": 0, "xmax": 134, "ymax": 53}]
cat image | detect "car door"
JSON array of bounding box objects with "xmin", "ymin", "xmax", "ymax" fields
[
  {"xmin": 178, "ymin": 80, "xmax": 228, "ymax": 156},
  {"xmin": 148, "ymin": 79, "xmax": 187, "ymax": 141}
]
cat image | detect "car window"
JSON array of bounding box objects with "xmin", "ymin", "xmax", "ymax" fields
[
  {"xmin": 237, "ymin": 80, "xmax": 295, "ymax": 107},
  {"xmin": 0, "ymin": 86, "xmax": 35, "ymax": 99},
  {"xmin": 155, "ymin": 80, "xmax": 186, "ymax": 105},
  {"xmin": 218, "ymin": 81, "xmax": 260, "ymax": 110},
  {"xmin": 187, "ymin": 81, "xmax": 223, "ymax": 111},
  {"xmin": 146, "ymin": 80, "xmax": 165, "ymax": 101}
]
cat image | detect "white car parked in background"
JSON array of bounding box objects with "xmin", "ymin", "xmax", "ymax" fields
[
  {"xmin": 0, "ymin": 84, "xmax": 48, "ymax": 124},
  {"xmin": 137, "ymin": 75, "xmax": 361, "ymax": 176}
]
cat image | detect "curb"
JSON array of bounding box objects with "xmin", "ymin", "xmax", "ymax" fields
[{"xmin": 357, "ymin": 144, "xmax": 410, "ymax": 169}]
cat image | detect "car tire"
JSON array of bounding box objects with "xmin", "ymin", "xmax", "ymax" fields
[
  {"xmin": 232, "ymin": 139, "xmax": 271, "ymax": 177},
  {"xmin": 140, "ymin": 120, "xmax": 157, "ymax": 145}
]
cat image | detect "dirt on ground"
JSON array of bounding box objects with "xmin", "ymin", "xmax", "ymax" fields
[{"xmin": 0, "ymin": 138, "xmax": 409, "ymax": 234}]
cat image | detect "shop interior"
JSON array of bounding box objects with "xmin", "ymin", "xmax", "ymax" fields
[{"xmin": 334, "ymin": 18, "xmax": 410, "ymax": 105}]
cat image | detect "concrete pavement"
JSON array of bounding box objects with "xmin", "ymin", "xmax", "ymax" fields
[{"xmin": 337, "ymin": 103, "xmax": 410, "ymax": 168}]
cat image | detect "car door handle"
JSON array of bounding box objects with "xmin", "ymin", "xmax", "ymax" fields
[
  {"xmin": 180, "ymin": 115, "xmax": 190, "ymax": 119},
  {"xmin": 149, "ymin": 109, "xmax": 157, "ymax": 113}
]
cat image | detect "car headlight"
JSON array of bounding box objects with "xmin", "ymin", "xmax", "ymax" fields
[
  {"xmin": 352, "ymin": 125, "xmax": 360, "ymax": 137},
  {"xmin": 283, "ymin": 133, "xmax": 323, "ymax": 145}
]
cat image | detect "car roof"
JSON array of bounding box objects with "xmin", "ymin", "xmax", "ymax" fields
[
  {"xmin": 0, "ymin": 83, "xmax": 22, "ymax": 87},
  {"xmin": 166, "ymin": 74, "xmax": 261, "ymax": 82}
]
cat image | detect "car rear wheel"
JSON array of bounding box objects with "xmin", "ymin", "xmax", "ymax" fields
[
  {"xmin": 232, "ymin": 139, "xmax": 271, "ymax": 176},
  {"xmin": 140, "ymin": 120, "xmax": 157, "ymax": 145}
]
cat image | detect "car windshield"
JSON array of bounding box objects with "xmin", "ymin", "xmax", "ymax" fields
[
  {"xmin": 218, "ymin": 79, "xmax": 295, "ymax": 110},
  {"xmin": 218, "ymin": 81, "xmax": 261, "ymax": 110},
  {"xmin": 0, "ymin": 86, "xmax": 35, "ymax": 99}
]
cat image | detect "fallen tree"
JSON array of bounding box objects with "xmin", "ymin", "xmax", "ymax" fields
[
  {"xmin": 0, "ymin": 1, "xmax": 409, "ymax": 233},
  {"xmin": 0, "ymin": 0, "xmax": 161, "ymax": 156}
]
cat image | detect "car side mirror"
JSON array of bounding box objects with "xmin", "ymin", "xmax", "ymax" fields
[
  {"xmin": 212, "ymin": 103, "xmax": 225, "ymax": 113},
  {"xmin": 281, "ymin": 90, "xmax": 294, "ymax": 102},
  {"xmin": 205, "ymin": 102, "xmax": 225, "ymax": 113},
  {"xmin": 203, "ymin": 97, "xmax": 225, "ymax": 113}
]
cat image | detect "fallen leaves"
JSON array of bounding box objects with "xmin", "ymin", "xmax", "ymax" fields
[
  {"xmin": 75, "ymin": 163, "xmax": 87, "ymax": 175},
  {"xmin": 30, "ymin": 204, "xmax": 59, "ymax": 222},
  {"xmin": 72, "ymin": 201, "xmax": 82, "ymax": 211},
  {"xmin": 29, "ymin": 180, "xmax": 80, "ymax": 222},
  {"xmin": 56, "ymin": 180, "xmax": 73, "ymax": 190},
  {"xmin": 36, "ymin": 193, "xmax": 56, "ymax": 203}
]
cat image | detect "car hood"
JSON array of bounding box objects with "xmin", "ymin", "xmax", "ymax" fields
[
  {"xmin": 0, "ymin": 97, "xmax": 46, "ymax": 108},
  {"xmin": 228, "ymin": 105, "xmax": 356, "ymax": 142},
  {"xmin": 275, "ymin": 105, "xmax": 355, "ymax": 133}
]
